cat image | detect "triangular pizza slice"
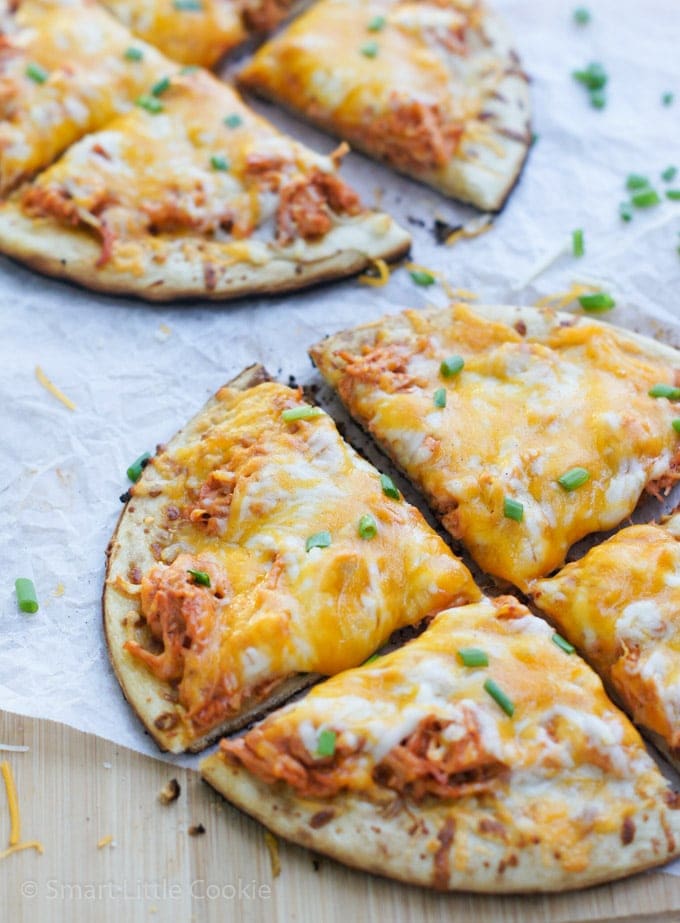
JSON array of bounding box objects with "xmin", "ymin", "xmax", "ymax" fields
[
  {"xmin": 104, "ymin": 366, "xmax": 478, "ymax": 753},
  {"xmin": 202, "ymin": 596, "xmax": 680, "ymax": 892}
]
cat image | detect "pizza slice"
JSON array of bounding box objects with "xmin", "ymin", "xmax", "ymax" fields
[
  {"xmin": 201, "ymin": 595, "xmax": 680, "ymax": 892},
  {"xmin": 310, "ymin": 303, "xmax": 680, "ymax": 589},
  {"xmin": 100, "ymin": 0, "xmax": 296, "ymax": 68},
  {"xmin": 530, "ymin": 512, "xmax": 680, "ymax": 770},
  {"xmin": 0, "ymin": 66, "xmax": 410, "ymax": 298},
  {"xmin": 104, "ymin": 365, "xmax": 479, "ymax": 753},
  {"xmin": 238, "ymin": 0, "xmax": 531, "ymax": 210},
  {"xmin": 0, "ymin": 0, "xmax": 170, "ymax": 196}
]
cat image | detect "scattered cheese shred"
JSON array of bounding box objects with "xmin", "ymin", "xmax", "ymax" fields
[
  {"xmin": 445, "ymin": 214, "xmax": 493, "ymax": 247},
  {"xmin": 264, "ymin": 831, "xmax": 281, "ymax": 878},
  {"xmin": 97, "ymin": 834, "xmax": 114, "ymax": 849},
  {"xmin": 1, "ymin": 761, "xmax": 21, "ymax": 845},
  {"xmin": 0, "ymin": 841, "xmax": 44, "ymax": 861},
  {"xmin": 35, "ymin": 366, "xmax": 76, "ymax": 411},
  {"xmin": 52, "ymin": 583, "xmax": 65, "ymax": 597},
  {"xmin": 358, "ymin": 258, "xmax": 390, "ymax": 287},
  {"xmin": 404, "ymin": 262, "xmax": 462, "ymax": 301},
  {"xmin": 535, "ymin": 282, "xmax": 600, "ymax": 310},
  {"xmin": 447, "ymin": 288, "xmax": 479, "ymax": 301}
]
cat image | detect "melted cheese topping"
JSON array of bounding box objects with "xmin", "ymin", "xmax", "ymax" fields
[
  {"xmin": 532, "ymin": 523, "xmax": 680, "ymax": 753},
  {"xmin": 0, "ymin": 0, "xmax": 169, "ymax": 194},
  {"xmin": 218, "ymin": 598, "xmax": 672, "ymax": 873},
  {"xmin": 124, "ymin": 380, "xmax": 478, "ymax": 738},
  {"xmin": 239, "ymin": 0, "xmax": 514, "ymax": 177},
  {"xmin": 315, "ymin": 304, "xmax": 680, "ymax": 588}
]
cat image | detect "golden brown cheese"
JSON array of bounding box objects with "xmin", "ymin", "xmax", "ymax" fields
[
  {"xmin": 531, "ymin": 517, "xmax": 680, "ymax": 761},
  {"xmin": 311, "ymin": 304, "xmax": 680, "ymax": 588},
  {"xmin": 0, "ymin": 0, "xmax": 169, "ymax": 195},
  {"xmin": 217, "ymin": 597, "xmax": 674, "ymax": 876},
  {"xmin": 123, "ymin": 380, "xmax": 479, "ymax": 740}
]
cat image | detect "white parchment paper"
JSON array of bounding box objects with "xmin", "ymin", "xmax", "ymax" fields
[{"xmin": 0, "ymin": 0, "xmax": 679, "ymax": 863}]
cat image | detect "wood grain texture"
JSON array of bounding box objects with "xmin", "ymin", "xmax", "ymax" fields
[{"xmin": 1, "ymin": 710, "xmax": 680, "ymax": 923}]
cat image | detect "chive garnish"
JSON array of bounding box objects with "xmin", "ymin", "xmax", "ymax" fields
[
  {"xmin": 135, "ymin": 94, "xmax": 164, "ymax": 114},
  {"xmin": 367, "ymin": 14, "xmax": 386, "ymax": 31},
  {"xmin": 484, "ymin": 679, "xmax": 515, "ymax": 717},
  {"xmin": 151, "ymin": 76, "xmax": 171, "ymax": 96},
  {"xmin": 316, "ymin": 729, "xmax": 337, "ymax": 756},
  {"xmin": 572, "ymin": 62, "xmax": 607, "ymax": 90},
  {"xmin": 440, "ymin": 355, "xmax": 464, "ymax": 378},
  {"xmin": 26, "ymin": 62, "xmax": 49, "ymax": 84},
  {"xmin": 667, "ymin": 190, "xmax": 680, "ymax": 201},
  {"xmin": 662, "ymin": 91, "xmax": 674, "ymax": 107},
  {"xmin": 363, "ymin": 653, "xmax": 381, "ymax": 665},
  {"xmin": 626, "ymin": 174, "xmax": 649, "ymax": 191},
  {"xmin": 661, "ymin": 166, "xmax": 677, "ymax": 183},
  {"xmin": 589, "ymin": 88, "xmax": 606, "ymax": 109},
  {"xmin": 672, "ymin": 419, "xmax": 680, "ymax": 433},
  {"xmin": 380, "ymin": 473, "xmax": 400, "ymax": 500},
  {"xmin": 619, "ymin": 202, "xmax": 633, "ymax": 222},
  {"xmin": 224, "ymin": 113, "xmax": 243, "ymax": 129},
  {"xmin": 127, "ymin": 451, "xmax": 151, "ymax": 482},
  {"xmin": 187, "ymin": 569, "xmax": 211, "ymax": 587},
  {"xmin": 649, "ymin": 383, "xmax": 680, "ymax": 400},
  {"xmin": 573, "ymin": 7, "xmax": 590, "ymax": 24},
  {"xmin": 503, "ymin": 497, "xmax": 524, "ymax": 522},
  {"xmin": 360, "ymin": 41, "xmax": 379, "ymax": 58},
  {"xmin": 552, "ymin": 633, "xmax": 575, "ymax": 654},
  {"xmin": 210, "ymin": 154, "xmax": 230, "ymax": 171},
  {"xmin": 558, "ymin": 467, "xmax": 590, "ymax": 491},
  {"xmin": 433, "ymin": 387, "xmax": 447, "ymax": 409},
  {"xmin": 632, "ymin": 188, "xmax": 661, "ymax": 208},
  {"xmin": 578, "ymin": 292, "xmax": 615, "ymax": 312},
  {"xmin": 409, "ymin": 269, "xmax": 436, "ymax": 287},
  {"xmin": 124, "ymin": 47, "xmax": 144, "ymax": 61},
  {"xmin": 173, "ymin": 0, "xmax": 202, "ymax": 9},
  {"xmin": 458, "ymin": 647, "xmax": 489, "ymax": 667},
  {"xmin": 358, "ymin": 513, "xmax": 378, "ymax": 540},
  {"xmin": 306, "ymin": 530, "xmax": 332, "ymax": 552},
  {"xmin": 281, "ymin": 405, "xmax": 323, "ymax": 422},
  {"xmin": 572, "ymin": 228, "xmax": 584, "ymax": 257},
  {"xmin": 15, "ymin": 578, "xmax": 39, "ymax": 614}
]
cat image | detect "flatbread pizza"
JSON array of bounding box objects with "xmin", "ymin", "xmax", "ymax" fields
[
  {"xmin": 104, "ymin": 365, "xmax": 479, "ymax": 753},
  {"xmin": 238, "ymin": 0, "xmax": 531, "ymax": 210},
  {"xmin": 310, "ymin": 303, "xmax": 680, "ymax": 589},
  {"xmin": 202, "ymin": 596, "xmax": 680, "ymax": 892},
  {"xmin": 0, "ymin": 66, "xmax": 410, "ymax": 299},
  {"xmin": 531, "ymin": 511, "xmax": 680, "ymax": 771}
]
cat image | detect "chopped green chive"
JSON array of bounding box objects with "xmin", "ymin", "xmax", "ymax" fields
[
  {"xmin": 632, "ymin": 188, "xmax": 661, "ymax": 208},
  {"xmin": 484, "ymin": 679, "xmax": 515, "ymax": 717},
  {"xmin": 619, "ymin": 201, "xmax": 633, "ymax": 222},
  {"xmin": 358, "ymin": 513, "xmax": 378, "ymax": 540},
  {"xmin": 589, "ymin": 88, "xmax": 606, "ymax": 109},
  {"xmin": 440, "ymin": 355, "xmax": 464, "ymax": 378},
  {"xmin": 458, "ymin": 647, "xmax": 489, "ymax": 667},
  {"xmin": 187, "ymin": 569, "xmax": 211, "ymax": 587},
  {"xmin": 662, "ymin": 91, "xmax": 674, "ymax": 107},
  {"xmin": 15, "ymin": 578, "xmax": 38, "ymax": 614},
  {"xmin": 578, "ymin": 292, "xmax": 615, "ymax": 312},
  {"xmin": 124, "ymin": 47, "xmax": 144, "ymax": 62},
  {"xmin": 135, "ymin": 94, "xmax": 164, "ymax": 114},
  {"xmin": 433, "ymin": 387, "xmax": 447, "ymax": 409},
  {"xmin": 26, "ymin": 62, "xmax": 49, "ymax": 84},
  {"xmin": 224, "ymin": 113, "xmax": 243, "ymax": 129},
  {"xmin": 367, "ymin": 14, "xmax": 386, "ymax": 30},
  {"xmin": 626, "ymin": 174, "xmax": 649, "ymax": 191},
  {"xmin": 409, "ymin": 269, "xmax": 436, "ymax": 287},
  {"xmin": 558, "ymin": 467, "xmax": 590, "ymax": 491},
  {"xmin": 306, "ymin": 530, "xmax": 332, "ymax": 552},
  {"xmin": 210, "ymin": 154, "xmax": 230, "ymax": 171},
  {"xmin": 661, "ymin": 166, "xmax": 677, "ymax": 183},
  {"xmin": 173, "ymin": 0, "xmax": 203, "ymax": 8},
  {"xmin": 572, "ymin": 228, "xmax": 584, "ymax": 257},
  {"xmin": 649, "ymin": 383, "xmax": 680, "ymax": 400},
  {"xmin": 672, "ymin": 419, "xmax": 680, "ymax": 433},
  {"xmin": 572, "ymin": 62, "xmax": 607, "ymax": 91},
  {"xmin": 552, "ymin": 632, "xmax": 576, "ymax": 654},
  {"xmin": 573, "ymin": 7, "xmax": 590, "ymax": 24},
  {"xmin": 151, "ymin": 76, "xmax": 171, "ymax": 97},
  {"xmin": 127, "ymin": 451, "xmax": 152, "ymax": 482},
  {"xmin": 530, "ymin": 132, "xmax": 539, "ymax": 146},
  {"xmin": 363, "ymin": 653, "xmax": 381, "ymax": 665},
  {"xmin": 503, "ymin": 497, "xmax": 524, "ymax": 522},
  {"xmin": 380, "ymin": 473, "xmax": 400, "ymax": 500},
  {"xmin": 666, "ymin": 189, "xmax": 680, "ymax": 201},
  {"xmin": 360, "ymin": 41, "xmax": 379, "ymax": 58},
  {"xmin": 281, "ymin": 405, "xmax": 323, "ymax": 422},
  {"xmin": 316, "ymin": 729, "xmax": 337, "ymax": 757}
]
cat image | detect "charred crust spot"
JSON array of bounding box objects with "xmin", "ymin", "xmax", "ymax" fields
[
  {"xmin": 166, "ymin": 505, "xmax": 180, "ymax": 521},
  {"xmin": 150, "ymin": 542, "xmax": 163, "ymax": 561},
  {"xmin": 478, "ymin": 817, "xmax": 506, "ymax": 839},
  {"xmin": 188, "ymin": 823, "xmax": 206, "ymax": 836},
  {"xmin": 514, "ymin": 320, "xmax": 527, "ymax": 336},
  {"xmin": 127, "ymin": 563, "xmax": 143, "ymax": 585},
  {"xmin": 158, "ymin": 778, "xmax": 181, "ymax": 805},
  {"xmin": 154, "ymin": 712, "xmax": 179, "ymax": 731},
  {"xmin": 312, "ymin": 859, "xmax": 321, "ymax": 872},
  {"xmin": 621, "ymin": 816, "xmax": 635, "ymax": 845},
  {"xmin": 148, "ymin": 488, "xmax": 162, "ymax": 498},
  {"xmin": 433, "ymin": 818, "xmax": 455, "ymax": 890},
  {"xmin": 498, "ymin": 854, "xmax": 519, "ymax": 873},
  {"xmin": 309, "ymin": 809, "xmax": 335, "ymax": 829},
  {"xmin": 664, "ymin": 791, "xmax": 680, "ymax": 810},
  {"xmin": 432, "ymin": 218, "xmax": 462, "ymax": 244},
  {"xmin": 119, "ymin": 490, "xmax": 132, "ymax": 504}
]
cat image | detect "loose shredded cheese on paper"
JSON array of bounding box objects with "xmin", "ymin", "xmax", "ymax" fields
[
  {"xmin": 264, "ymin": 831, "xmax": 281, "ymax": 878},
  {"xmin": 534, "ymin": 282, "xmax": 601, "ymax": 310},
  {"xmin": 34, "ymin": 366, "xmax": 76, "ymax": 411},
  {"xmin": 0, "ymin": 760, "xmax": 44, "ymax": 862},
  {"xmin": 0, "ymin": 841, "xmax": 44, "ymax": 861},
  {"xmin": 404, "ymin": 262, "xmax": 461, "ymax": 300},
  {"xmin": 358, "ymin": 258, "xmax": 390, "ymax": 287},
  {"xmin": 445, "ymin": 214, "xmax": 493, "ymax": 247},
  {"xmin": 97, "ymin": 834, "xmax": 114, "ymax": 849}
]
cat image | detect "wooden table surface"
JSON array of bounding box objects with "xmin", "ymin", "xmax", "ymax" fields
[{"xmin": 2, "ymin": 710, "xmax": 680, "ymax": 923}]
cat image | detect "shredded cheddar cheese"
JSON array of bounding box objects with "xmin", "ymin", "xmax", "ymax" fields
[
  {"xmin": 0, "ymin": 760, "xmax": 43, "ymax": 862},
  {"xmin": 358, "ymin": 258, "xmax": 390, "ymax": 287},
  {"xmin": 445, "ymin": 215, "xmax": 493, "ymax": 246},
  {"xmin": 35, "ymin": 366, "xmax": 76, "ymax": 411},
  {"xmin": 97, "ymin": 834, "xmax": 114, "ymax": 849},
  {"xmin": 534, "ymin": 282, "xmax": 600, "ymax": 310},
  {"xmin": 0, "ymin": 841, "xmax": 45, "ymax": 861},
  {"xmin": 264, "ymin": 831, "xmax": 281, "ymax": 878}
]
